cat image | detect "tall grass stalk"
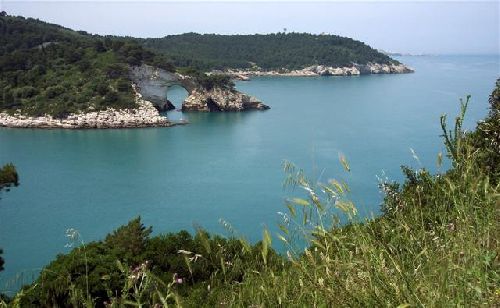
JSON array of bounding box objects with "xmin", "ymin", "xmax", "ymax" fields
[{"xmin": 216, "ymin": 97, "xmax": 499, "ymax": 307}]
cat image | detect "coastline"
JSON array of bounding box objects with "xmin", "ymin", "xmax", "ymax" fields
[
  {"xmin": 0, "ymin": 86, "xmax": 185, "ymax": 129},
  {"xmin": 213, "ymin": 62, "xmax": 414, "ymax": 79},
  {"xmin": 0, "ymin": 62, "xmax": 411, "ymax": 129}
]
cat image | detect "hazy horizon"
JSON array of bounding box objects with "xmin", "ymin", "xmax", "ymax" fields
[{"xmin": 1, "ymin": 1, "xmax": 499, "ymax": 55}]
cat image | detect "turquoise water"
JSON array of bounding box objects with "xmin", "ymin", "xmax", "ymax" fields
[{"xmin": 0, "ymin": 55, "xmax": 498, "ymax": 290}]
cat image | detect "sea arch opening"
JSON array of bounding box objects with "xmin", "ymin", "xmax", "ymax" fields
[{"xmin": 165, "ymin": 84, "xmax": 189, "ymax": 111}]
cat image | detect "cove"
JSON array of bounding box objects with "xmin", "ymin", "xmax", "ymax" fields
[{"xmin": 0, "ymin": 55, "xmax": 498, "ymax": 291}]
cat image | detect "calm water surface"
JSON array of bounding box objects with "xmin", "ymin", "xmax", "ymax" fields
[{"xmin": 0, "ymin": 55, "xmax": 498, "ymax": 290}]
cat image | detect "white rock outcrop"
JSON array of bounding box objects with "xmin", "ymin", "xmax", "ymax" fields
[
  {"xmin": 215, "ymin": 62, "xmax": 414, "ymax": 78},
  {"xmin": 182, "ymin": 88, "xmax": 269, "ymax": 112},
  {"xmin": 0, "ymin": 85, "xmax": 177, "ymax": 129}
]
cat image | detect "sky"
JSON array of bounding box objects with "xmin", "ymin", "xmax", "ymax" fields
[{"xmin": 1, "ymin": 1, "xmax": 499, "ymax": 55}]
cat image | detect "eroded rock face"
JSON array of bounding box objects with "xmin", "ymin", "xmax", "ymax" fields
[
  {"xmin": 130, "ymin": 64, "xmax": 269, "ymax": 112},
  {"xmin": 182, "ymin": 88, "xmax": 269, "ymax": 112},
  {"xmin": 129, "ymin": 65, "xmax": 197, "ymax": 111},
  {"xmin": 164, "ymin": 100, "xmax": 176, "ymax": 111},
  {"xmin": 148, "ymin": 95, "xmax": 175, "ymax": 112}
]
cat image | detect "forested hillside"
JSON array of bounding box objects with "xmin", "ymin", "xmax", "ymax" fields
[
  {"xmin": 140, "ymin": 32, "xmax": 397, "ymax": 70},
  {"xmin": 0, "ymin": 14, "xmax": 402, "ymax": 117},
  {"xmin": 0, "ymin": 13, "xmax": 174, "ymax": 117}
]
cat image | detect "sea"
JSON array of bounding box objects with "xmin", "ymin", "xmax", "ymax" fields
[{"xmin": 0, "ymin": 55, "xmax": 498, "ymax": 291}]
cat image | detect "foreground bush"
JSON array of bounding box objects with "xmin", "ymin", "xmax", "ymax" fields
[{"xmin": 5, "ymin": 217, "xmax": 280, "ymax": 306}]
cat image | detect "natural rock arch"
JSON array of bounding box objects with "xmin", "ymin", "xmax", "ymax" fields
[
  {"xmin": 129, "ymin": 65, "xmax": 195, "ymax": 111},
  {"xmin": 130, "ymin": 65, "xmax": 269, "ymax": 112}
]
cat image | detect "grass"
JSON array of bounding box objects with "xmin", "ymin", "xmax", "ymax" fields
[{"xmin": 207, "ymin": 96, "xmax": 499, "ymax": 307}]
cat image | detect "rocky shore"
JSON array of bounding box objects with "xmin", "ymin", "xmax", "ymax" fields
[
  {"xmin": 214, "ymin": 62, "xmax": 414, "ymax": 79},
  {"xmin": 182, "ymin": 88, "xmax": 269, "ymax": 112},
  {"xmin": 0, "ymin": 86, "xmax": 179, "ymax": 129}
]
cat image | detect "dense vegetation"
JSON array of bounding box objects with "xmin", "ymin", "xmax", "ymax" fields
[
  {"xmin": 1, "ymin": 80, "xmax": 498, "ymax": 306},
  {"xmin": 0, "ymin": 13, "xmax": 398, "ymax": 117},
  {"xmin": 0, "ymin": 13, "xmax": 175, "ymax": 117},
  {"xmin": 3, "ymin": 217, "xmax": 281, "ymax": 306},
  {"xmin": 177, "ymin": 67, "xmax": 235, "ymax": 91},
  {"xmin": 0, "ymin": 164, "xmax": 18, "ymax": 191},
  {"xmin": 140, "ymin": 32, "xmax": 397, "ymax": 71}
]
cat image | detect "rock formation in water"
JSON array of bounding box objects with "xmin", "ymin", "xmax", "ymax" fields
[
  {"xmin": 182, "ymin": 88, "xmax": 269, "ymax": 112},
  {"xmin": 129, "ymin": 65, "xmax": 269, "ymax": 112},
  {"xmin": 146, "ymin": 95, "xmax": 175, "ymax": 112},
  {"xmin": 129, "ymin": 65, "xmax": 195, "ymax": 111}
]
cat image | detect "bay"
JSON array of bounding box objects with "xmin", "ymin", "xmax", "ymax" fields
[{"xmin": 0, "ymin": 55, "xmax": 498, "ymax": 290}]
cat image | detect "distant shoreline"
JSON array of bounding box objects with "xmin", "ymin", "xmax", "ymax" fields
[
  {"xmin": 212, "ymin": 62, "xmax": 414, "ymax": 80},
  {"xmin": 0, "ymin": 62, "xmax": 413, "ymax": 129}
]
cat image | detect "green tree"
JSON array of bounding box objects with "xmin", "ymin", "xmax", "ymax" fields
[
  {"xmin": 140, "ymin": 32, "xmax": 397, "ymax": 71},
  {"xmin": 0, "ymin": 163, "xmax": 18, "ymax": 190},
  {"xmin": 104, "ymin": 217, "xmax": 152, "ymax": 263},
  {"xmin": 116, "ymin": 79, "xmax": 131, "ymax": 93}
]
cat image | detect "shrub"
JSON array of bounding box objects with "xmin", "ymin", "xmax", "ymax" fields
[
  {"xmin": 116, "ymin": 79, "xmax": 131, "ymax": 93},
  {"xmin": 11, "ymin": 216, "xmax": 280, "ymax": 307},
  {"xmin": 95, "ymin": 83, "xmax": 109, "ymax": 96},
  {"xmin": 0, "ymin": 163, "xmax": 18, "ymax": 189},
  {"xmin": 103, "ymin": 91, "xmax": 119, "ymax": 105},
  {"xmin": 45, "ymin": 85, "xmax": 65, "ymax": 99},
  {"xmin": 105, "ymin": 63, "xmax": 129, "ymax": 79}
]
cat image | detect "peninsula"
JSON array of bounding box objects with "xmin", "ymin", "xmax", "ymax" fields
[
  {"xmin": 1, "ymin": 14, "xmax": 412, "ymax": 129},
  {"xmin": 140, "ymin": 32, "xmax": 414, "ymax": 77},
  {"xmin": 0, "ymin": 14, "xmax": 268, "ymax": 129}
]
